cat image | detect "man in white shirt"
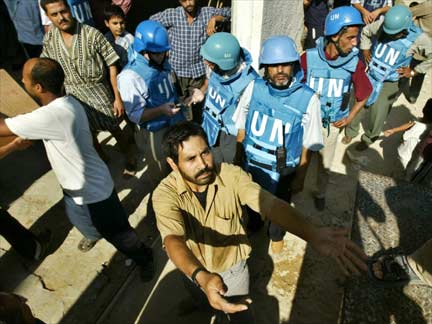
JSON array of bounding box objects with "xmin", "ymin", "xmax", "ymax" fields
[{"xmin": 0, "ymin": 57, "xmax": 154, "ymax": 281}]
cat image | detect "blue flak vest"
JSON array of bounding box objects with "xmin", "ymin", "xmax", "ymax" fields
[
  {"xmin": 306, "ymin": 37, "xmax": 358, "ymax": 126},
  {"xmin": 366, "ymin": 23, "xmax": 423, "ymax": 106},
  {"xmin": 202, "ymin": 48, "xmax": 259, "ymax": 147},
  {"xmin": 68, "ymin": 0, "xmax": 94, "ymax": 26},
  {"xmin": 123, "ymin": 49, "xmax": 184, "ymax": 132},
  {"xmin": 244, "ymin": 78, "xmax": 314, "ymax": 182}
]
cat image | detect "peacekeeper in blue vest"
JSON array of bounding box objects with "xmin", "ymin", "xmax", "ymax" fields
[
  {"xmin": 235, "ymin": 36, "xmax": 324, "ymax": 253},
  {"xmin": 300, "ymin": 6, "xmax": 373, "ymax": 210},
  {"xmin": 344, "ymin": 5, "xmax": 432, "ymax": 151},
  {"xmin": 67, "ymin": 0, "xmax": 94, "ymax": 26},
  {"xmin": 118, "ymin": 20, "xmax": 185, "ymax": 179},
  {"xmin": 200, "ymin": 32, "xmax": 259, "ymax": 164}
]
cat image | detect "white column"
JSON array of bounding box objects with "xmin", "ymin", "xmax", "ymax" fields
[{"xmin": 231, "ymin": 0, "xmax": 264, "ymax": 71}]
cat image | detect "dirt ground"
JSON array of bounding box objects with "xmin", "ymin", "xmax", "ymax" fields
[
  {"xmin": 1, "ymin": 16, "xmax": 431, "ymax": 323},
  {"xmin": 0, "ymin": 70, "xmax": 429, "ymax": 323}
]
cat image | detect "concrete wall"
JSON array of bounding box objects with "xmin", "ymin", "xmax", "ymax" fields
[{"xmin": 232, "ymin": 0, "xmax": 305, "ymax": 70}]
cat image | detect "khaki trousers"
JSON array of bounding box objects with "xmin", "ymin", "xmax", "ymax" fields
[
  {"xmin": 316, "ymin": 124, "xmax": 342, "ymax": 198},
  {"xmin": 135, "ymin": 127, "xmax": 169, "ymax": 181}
]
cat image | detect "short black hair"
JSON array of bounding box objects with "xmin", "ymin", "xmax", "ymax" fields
[
  {"xmin": 163, "ymin": 121, "xmax": 209, "ymax": 163},
  {"xmin": 104, "ymin": 4, "xmax": 125, "ymax": 21},
  {"xmin": 423, "ymin": 98, "xmax": 432, "ymax": 123},
  {"xmin": 40, "ymin": 0, "xmax": 69, "ymax": 12},
  {"xmin": 30, "ymin": 58, "xmax": 65, "ymax": 96}
]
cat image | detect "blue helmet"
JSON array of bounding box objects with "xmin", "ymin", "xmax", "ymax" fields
[
  {"xmin": 324, "ymin": 6, "xmax": 364, "ymax": 36},
  {"xmin": 133, "ymin": 20, "xmax": 170, "ymax": 53},
  {"xmin": 259, "ymin": 35, "xmax": 299, "ymax": 68},
  {"xmin": 200, "ymin": 32, "xmax": 241, "ymax": 71},
  {"xmin": 383, "ymin": 5, "xmax": 412, "ymax": 35}
]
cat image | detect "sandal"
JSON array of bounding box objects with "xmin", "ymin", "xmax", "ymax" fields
[
  {"xmin": 367, "ymin": 253, "xmax": 424, "ymax": 288},
  {"xmin": 77, "ymin": 237, "xmax": 98, "ymax": 252},
  {"xmin": 123, "ymin": 158, "xmax": 137, "ymax": 178}
]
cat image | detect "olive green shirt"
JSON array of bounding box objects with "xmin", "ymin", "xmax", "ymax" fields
[{"xmin": 153, "ymin": 163, "xmax": 280, "ymax": 273}]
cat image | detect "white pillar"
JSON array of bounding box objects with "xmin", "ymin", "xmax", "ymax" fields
[
  {"xmin": 231, "ymin": 0, "xmax": 305, "ymax": 70},
  {"xmin": 231, "ymin": 0, "xmax": 264, "ymax": 71}
]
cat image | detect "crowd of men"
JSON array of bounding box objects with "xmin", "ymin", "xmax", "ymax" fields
[{"xmin": 0, "ymin": 0, "xmax": 431, "ymax": 322}]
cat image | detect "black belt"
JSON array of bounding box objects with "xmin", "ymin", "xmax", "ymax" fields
[
  {"xmin": 249, "ymin": 158, "xmax": 273, "ymax": 171},
  {"xmin": 249, "ymin": 158, "xmax": 297, "ymax": 175},
  {"xmin": 252, "ymin": 143, "xmax": 276, "ymax": 155},
  {"xmin": 204, "ymin": 107, "xmax": 219, "ymax": 120}
]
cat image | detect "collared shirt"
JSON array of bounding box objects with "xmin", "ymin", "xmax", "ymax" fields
[
  {"xmin": 150, "ymin": 6, "xmax": 231, "ymax": 78},
  {"xmin": 152, "ymin": 163, "xmax": 280, "ymax": 273},
  {"xmin": 41, "ymin": 23, "xmax": 120, "ymax": 131},
  {"xmin": 105, "ymin": 31, "xmax": 134, "ymax": 69}
]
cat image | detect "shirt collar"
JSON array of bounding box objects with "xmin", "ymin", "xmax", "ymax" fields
[{"xmin": 180, "ymin": 6, "xmax": 202, "ymax": 21}]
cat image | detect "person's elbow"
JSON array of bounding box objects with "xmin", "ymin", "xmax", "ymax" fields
[
  {"xmin": 164, "ymin": 234, "xmax": 187, "ymax": 251},
  {"xmin": 0, "ymin": 119, "xmax": 15, "ymax": 137}
]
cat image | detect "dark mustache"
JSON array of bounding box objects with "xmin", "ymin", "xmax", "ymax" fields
[
  {"xmin": 195, "ymin": 167, "xmax": 213, "ymax": 177},
  {"xmin": 276, "ymin": 73, "xmax": 289, "ymax": 78}
]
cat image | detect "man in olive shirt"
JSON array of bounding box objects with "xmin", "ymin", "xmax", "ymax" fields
[{"xmin": 152, "ymin": 121, "xmax": 367, "ymax": 322}]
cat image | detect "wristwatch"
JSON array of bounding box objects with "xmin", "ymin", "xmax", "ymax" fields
[{"xmin": 191, "ymin": 267, "xmax": 209, "ymax": 287}]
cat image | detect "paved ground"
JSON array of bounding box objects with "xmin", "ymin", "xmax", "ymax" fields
[
  {"xmin": 0, "ymin": 68, "xmax": 431, "ymax": 323},
  {"xmin": 342, "ymin": 171, "xmax": 432, "ymax": 323}
]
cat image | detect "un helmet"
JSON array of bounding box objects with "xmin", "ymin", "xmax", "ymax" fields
[
  {"xmin": 133, "ymin": 20, "xmax": 170, "ymax": 53},
  {"xmin": 383, "ymin": 5, "xmax": 412, "ymax": 35},
  {"xmin": 324, "ymin": 6, "xmax": 364, "ymax": 36},
  {"xmin": 259, "ymin": 35, "xmax": 299, "ymax": 69},
  {"xmin": 200, "ymin": 32, "xmax": 241, "ymax": 71}
]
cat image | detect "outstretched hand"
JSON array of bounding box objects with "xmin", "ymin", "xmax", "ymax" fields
[
  {"xmin": 309, "ymin": 227, "xmax": 368, "ymax": 276},
  {"xmin": 199, "ymin": 272, "xmax": 252, "ymax": 313},
  {"xmin": 160, "ymin": 102, "xmax": 181, "ymax": 116},
  {"xmin": 397, "ymin": 66, "xmax": 415, "ymax": 78},
  {"xmin": 184, "ymin": 88, "xmax": 205, "ymax": 106}
]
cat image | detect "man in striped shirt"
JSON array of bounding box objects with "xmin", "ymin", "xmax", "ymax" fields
[{"xmin": 40, "ymin": 0, "xmax": 136, "ymax": 175}]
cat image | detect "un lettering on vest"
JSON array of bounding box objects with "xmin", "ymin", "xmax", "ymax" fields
[
  {"xmin": 374, "ymin": 43, "xmax": 401, "ymax": 66},
  {"xmin": 71, "ymin": 1, "xmax": 92, "ymax": 22},
  {"xmin": 308, "ymin": 77, "xmax": 344, "ymax": 98},
  {"xmin": 208, "ymin": 87, "xmax": 227, "ymax": 108},
  {"xmin": 156, "ymin": 77, "xmax": 175, "ymax": 99},
  {"xmin": 250, "ymin": 111, "xmax": 291, "ymax": 146}
]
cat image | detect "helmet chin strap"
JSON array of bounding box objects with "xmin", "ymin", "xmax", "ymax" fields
[
  {"xmin": 214, "ymin": 62, "xmax": 241, "ymax": 79},
  {"xmin": 331, "ymin": 36, "xmax": 348, "ymax": 57}
]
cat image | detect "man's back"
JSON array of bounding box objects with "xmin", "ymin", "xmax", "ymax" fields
[{"xmin": 5, "ymin": 96, "xmax": 113, "ymax": 204}]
